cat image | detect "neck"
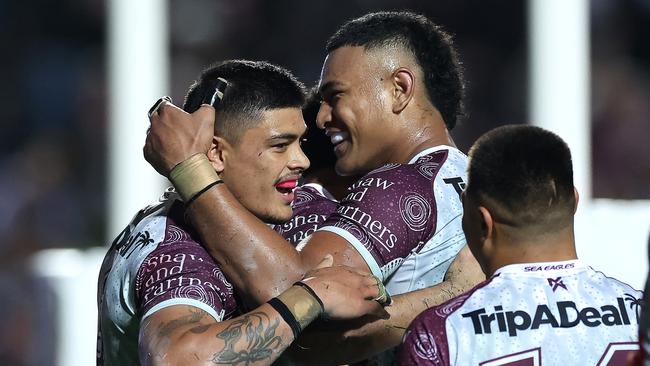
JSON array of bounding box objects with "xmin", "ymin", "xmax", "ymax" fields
[
  {"xmin": 391, "ymin": 110, "xmax": 456, "ymax": 164},
  {"xmin": 485, "ymin": 224, "xmax": 578, "ymax": 276}
]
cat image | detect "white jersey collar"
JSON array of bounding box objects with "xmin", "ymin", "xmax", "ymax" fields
[
  {"xmin": 494, "ymin": 259, "xmax": 587, "ymax": 276},
  {"xmin": 301, "ymin": 182, "xmax": 336, "ymax": 201},
  {"xmin": 408, "ymin": 145, "xmax": 465, "ymax": 164}
]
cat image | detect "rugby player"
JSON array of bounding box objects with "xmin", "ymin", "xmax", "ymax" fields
[
  {"xmin": 143, "ymin": 12, "xmax": 484, "ymax": 364},
  {"xmin": 399, "ymin": 125, "xmax": 642, "ymax": 365},
  {"xmin": 97, "ymin": 60, "xmax": 387, "ymax": 366},
  {"xmin": 273, "ymin": 89, "xmax": 356, "ymax": 246}
]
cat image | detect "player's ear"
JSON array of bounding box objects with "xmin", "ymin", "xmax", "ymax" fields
[
  {"xmin": 391, "ymin": 68, "xmax": 415, "ymax": 114},
  {"xmin": 573, "ymin": 187, "xmax": 579, "ymax": 214},
  {"xmin": 207, "ymin": 136, "xmax": 228, "ymax": 174},
  {"xmin": 478, "ymin": 206, "xmax": 493, "ymax": 242}
]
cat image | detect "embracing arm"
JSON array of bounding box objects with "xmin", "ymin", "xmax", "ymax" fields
[
  {"xmin": 186, "ymin": 185, "xmax": 321, "ymax": 303},
  {"xmin": 143, "ymin": 101, "xmax": 483, "ymax": 363},
  {"xmin": 144, "ymin": 103, "xmax": 341, "ymax": 304},
  {"xmin": 289, "ymin": 245, "xmax": 485, "ymax": 365},
  {"xmin": 139, "ymin": 304, "xmax": 294, "ymax": 366},
  {"xmin": 139, "ymin": 260, "xmax": 386, "ymax": 366}
]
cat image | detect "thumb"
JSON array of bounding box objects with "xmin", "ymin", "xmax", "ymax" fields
[
  {"xmin": 193, "ymin": 104, "xmax": 217, "ymax": 125},
  {"xmin": 315, "ymin": 254, "xmax": 334, "ymax": 269}
]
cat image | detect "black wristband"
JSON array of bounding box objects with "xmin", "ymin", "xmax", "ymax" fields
[
  {"xmin": 184, "ymin": 180, "xmax": 223, "ymax": 207},
  {"xmin": 267, "ymin": 297, "xmax": 302, "ymax": 339},
  {"xmin": 293, "ymin": 281, "xmax": 325, "ymax": 314}
]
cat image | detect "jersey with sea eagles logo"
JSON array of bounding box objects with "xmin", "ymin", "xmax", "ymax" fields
[{"xmin": 399, "ymin": 260, "xmax": 642, "ymax": 366}]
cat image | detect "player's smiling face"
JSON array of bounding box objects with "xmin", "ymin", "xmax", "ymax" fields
[
  {"xmin": 218, "ymin": 108, "xmax": 309, "ymax": 224},
  {"xmin": 316, "ymin": 46, "xmax": 395, "ymax": 176}
]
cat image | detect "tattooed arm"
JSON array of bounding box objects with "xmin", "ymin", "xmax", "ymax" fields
[
  {"xmin": 138, "ymin": 258, "xmax": 388, "ymax": 366},
  {"xmin": 139, "ymin": 304, "xmax": 293, "ymax": 366}
]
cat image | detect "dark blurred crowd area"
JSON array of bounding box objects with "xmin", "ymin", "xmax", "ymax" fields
[{"xmin": 0, "ymin": 0, "xmax": 648, "ymax": 364}]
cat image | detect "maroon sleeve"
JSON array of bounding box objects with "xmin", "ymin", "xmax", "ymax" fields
[
  {"xmin": 398, "ymin": 308, "xmax": 450, "ymax": 365},
  {"xmin": 134, "ymin": 221, "xmax": 237, "ymax": 321}
]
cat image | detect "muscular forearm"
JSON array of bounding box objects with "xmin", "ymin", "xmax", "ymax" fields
[
  {"xmin": 141, "ymin": 285, "xmax": 325, "ymax": 366},
  {"xmin": 188, "ymin": 186, "xmax": 310, "ymax": 303},
  {"xmin": 140, "ymin": 305, "xmax": 295, "ymax": 366},
  {"xmin": 290, "ymin": 279, "xmax": 466, "ymax": 365},
  {"xmin": 289, "ymin": 246, "xmax": 486, "ymax": 366}
]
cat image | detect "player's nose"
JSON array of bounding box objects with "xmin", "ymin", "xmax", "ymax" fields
[
  {"xmin": 316, "ymin": 102, "xmax": 331, "ymax": 130},
  {"xmin": 288, "ymin": 144, "xmax": 310, "ymax": 172}
]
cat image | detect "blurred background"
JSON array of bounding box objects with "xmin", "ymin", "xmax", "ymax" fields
[{"xmin": 0, "ymin": 0, "xmax": 648, "ymax": 365}]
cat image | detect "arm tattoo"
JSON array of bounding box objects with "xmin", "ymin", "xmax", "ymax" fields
[
  {"xmin": 157, "ymin": 306, "xmax": 208, "ymax": 338},
  {"xmin": 210, "ymin": 312, "xmax": 284, "ymax": 365}
]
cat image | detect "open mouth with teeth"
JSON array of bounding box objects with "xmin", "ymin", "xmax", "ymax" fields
[{"xmin": 328, "ymin": 131, "xmax": 350, "ymax": 156}]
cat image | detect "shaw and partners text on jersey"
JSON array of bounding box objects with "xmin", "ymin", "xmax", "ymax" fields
[
  {"xmin": 462, "ymin": 297, "xmax": 639, "ymax": 336},
  {"xmin": 338, "ymin": 176, "xmax": 399, "ymax": 251}
]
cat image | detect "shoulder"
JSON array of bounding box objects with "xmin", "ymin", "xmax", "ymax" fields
[
  {"xmin": 399, "ymin": 276, "xmax": 497, "ymax": 364},
  {"xmin": 586, "ymin": 266, "xmax": 643, "ymax": 298},
  {"xmin": 292, "ymin": 183, "xmax": 338, "ymax": 213}
]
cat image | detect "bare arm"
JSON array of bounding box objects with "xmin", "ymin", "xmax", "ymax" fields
[
  {"xmin": 139, "ymin": 260, "xmax": 386, "ymax": 366},
  {"xmin": 186, "ymin": 185, "xmax": 332, "ymax": 304},
  {"xmin": 144, "ymin": 102, "xmax": 483, "ymax": 362},
  {"xmin": 139, "ymin": 304, "xmax": 293, "ymax": 366},
  {"xmin": 289, "ymin": 245, "xmax": 485, "ymax": 365}
]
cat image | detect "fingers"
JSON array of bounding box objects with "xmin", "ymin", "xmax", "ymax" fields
[
  {"xmin": 360, "ymin": 275, "xmax": 391, "ymax": 306},
  {"xmin": 148, "ymin": 96, "xmax": 172, "ymax": 119},
  {"xmin": 193, "ymin": 104, "xmax": 217, "ymax": 125}
]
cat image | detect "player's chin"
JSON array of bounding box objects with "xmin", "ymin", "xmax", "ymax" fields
[
  {"xmin": 335, "ymin": 156, "xmax": 366, "ymax": 176},
  {"xmin": 264, "ymin": 206, "xmax": 293, "ymax": 225}
]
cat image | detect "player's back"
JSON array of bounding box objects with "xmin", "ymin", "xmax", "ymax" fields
[{"xmin": 400, "ymin": 260, "xmax": 642, "ymax": 365}]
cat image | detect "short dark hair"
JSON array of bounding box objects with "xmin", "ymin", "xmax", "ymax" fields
[
  {"xmin": 301, "ymin": 87, "xmax": 337, "ymax": 175},
  {"xmin": 326, "ymin": 11, "xmax": 465, "ymax": 129},
  {"xmin": 466, "ymin": 125, "xmax": 576, "ymax": 231},
  {"xmin": 183, "ymin": 60, "xmax": 306, "ymax": 143}
]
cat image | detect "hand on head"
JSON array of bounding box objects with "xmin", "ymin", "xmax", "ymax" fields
[{"xmin": 144, "ymin": 99, "xmax": 216, "ymax": 177}]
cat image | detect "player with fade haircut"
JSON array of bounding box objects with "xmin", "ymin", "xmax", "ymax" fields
[
  {"xmin": 399, "ymin": 125, "xmax": 642, "ymax": 365},
  {"xmin": 97, "ymin": 60, "xmax": 388, "ymax": 366},
  {"xmin": 143, "ymin": 11, "xmax": 485, "ymax": 364}
]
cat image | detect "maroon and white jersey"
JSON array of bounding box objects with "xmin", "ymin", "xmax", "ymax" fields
[
  {"xmin": 399, "ymin": 260, "xmax": 642, "ymax": 366},
  {"xmin": 273, "ymin": 183, "xmax": 338, "ymax": 246},
  {"xmin": 96, "ymin": 189, "xmax": 239, "ymax": 366},
  {"xmin": 317, "ymin": 146, "xmax": 468, "ymax": 295}
]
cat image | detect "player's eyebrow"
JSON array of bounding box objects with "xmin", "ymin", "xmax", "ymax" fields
[
  {"xmin": 267, "ymin": 132, "xmax": 300, "ymax": 142},
  {"xmin": 318, "ymin": 81, "xmax": 344, "ymax": 97}
]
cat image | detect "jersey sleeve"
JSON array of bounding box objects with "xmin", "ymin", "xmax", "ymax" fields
[
  {"xmin": 134, "ymin": 223, "xmax": 236, "ymax": 322},
  {"xmin": 317, "ymin": 154, "xmax": 448, "ymax": 281},
  {"xmin": 398, "ymin": 308, "xmax": 451, "ymax": 365}
]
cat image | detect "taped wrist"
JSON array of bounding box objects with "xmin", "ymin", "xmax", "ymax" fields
[
  {"xmin": 269, "ymin": 285, "xmax": 323, "ymax": 339},
  {"xmin": 169, "ymin": 154, "xmax": 221, "ymax": 202}
]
